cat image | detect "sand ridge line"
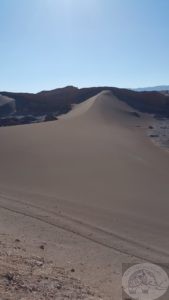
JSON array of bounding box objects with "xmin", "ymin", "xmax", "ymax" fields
[
  {"xmin": 1, "ymin": 193, "xmax": 169, "ymax": 258},
  {"xmin": 0, "ymin": 194, "xmax": 169, "ymax": 264}
]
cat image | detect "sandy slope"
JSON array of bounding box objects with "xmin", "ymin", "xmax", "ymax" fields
[{"xmin": 0, "ymin": 90, "xmax": 169, "ymax": 299}]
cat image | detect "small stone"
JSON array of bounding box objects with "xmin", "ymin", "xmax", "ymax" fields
[
  {"xmin": 57, "ymin": 284, "xmax": 62, "ymax": 289},
  {"xmin": 150, "ymin": 134, "xmax": 159, "ymax": 138},
  {"xmin": 36, "ymin": 261, "xmax": 43, "ymax": 267},
  {"xmin": 71, "ymin": 268, "xmax": 75, "ymax": 273},
  {"xmin": 15, "ymin": 239, "xmax": 20, "ymax": 243},
  {"xmin": 40, "ymin": 245, "xmax": 45, "ymax": 250},
  {"xmin": 5, "ymin": 272, "xmax": 14, "ymax": 282}
]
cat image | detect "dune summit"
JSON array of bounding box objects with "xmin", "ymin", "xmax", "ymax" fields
[
  {"xmin": 0, "ymin": 90, "xmax": 169, "ymax": 299},
  {"xmin": 1, "ymin": 85, "xmax": 169, "ymax": 127}
]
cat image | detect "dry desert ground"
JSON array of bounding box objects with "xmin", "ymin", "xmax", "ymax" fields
[{"xmin": 0, "ymin": 91, "xmax": 169, "ymax": 299}]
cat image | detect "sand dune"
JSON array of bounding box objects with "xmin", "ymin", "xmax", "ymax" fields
[
  {"xmin": 60, "ymin": 90, "xmax": 140, "ymax": 123},
  {"xmin": 0, "ymin": 90, "xmax": 169, "ymax": 298}
]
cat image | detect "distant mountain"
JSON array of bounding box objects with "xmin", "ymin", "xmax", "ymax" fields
[
  {"xmin": 1, "ymin": 85, "xmax": 169, "ymax": 126},
  {"xmin": 136, "ymin": 85, "xmax": 169, "ymax": 92}
]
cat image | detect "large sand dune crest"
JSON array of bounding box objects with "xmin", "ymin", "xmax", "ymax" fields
[
  {"xmin": 60, "ymin": 90, "xmax": 142, "ymax": 125},
  {"xmin": 0, "ymin": 91, "xmax": 169, "ymax": 267}
]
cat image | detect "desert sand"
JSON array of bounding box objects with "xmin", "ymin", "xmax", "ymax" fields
[{"xmin": 0, "ymin": 90, "xmax": 169, "ymax": 299}]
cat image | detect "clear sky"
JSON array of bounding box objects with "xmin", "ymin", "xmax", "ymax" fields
[{"xmin": 0, "ymin": 0, "xmax": 169, "ymax": 92}]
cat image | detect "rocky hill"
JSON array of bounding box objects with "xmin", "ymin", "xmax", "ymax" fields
[{"xmin": 1, "ymin": 86, "xmax": 169, "ymax": 126}]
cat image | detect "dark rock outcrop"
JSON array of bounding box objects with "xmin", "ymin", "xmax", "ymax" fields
[{"xmin": 1, "ymin": 85, "xmax": 169, "ymax": 126}]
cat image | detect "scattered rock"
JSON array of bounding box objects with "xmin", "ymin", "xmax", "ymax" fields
[
  {"xmin": 0, "ymin": 238, "xmax": 100, "ymax": 299},
  {"xmin": 57, "ymin": 284, "xmax": 62, "ymax": 289},
  {"xmin": 44, "ymin": 114, "xmax": 58, "ymax": 122},
  {"xmin": 35, "ymin": 260, "xmax": 44, "ymax": 267},
  {"xmin": 150, "ymin": 134, "xmax": 159, "ymax": 138},
  {"xmin": 71, "ymin": 268, "xmax": 75, "ymax": 273},
  {"xmin": 15, "ymin": 239, "xmax": 20, "ymax": 243},
  {"xmin": 129, "ymin": 112, "xmax": 141, "ymax": 118},
  {"xmin": 5, "ymin": 272, "xmax": 14, "ymax": 282}
]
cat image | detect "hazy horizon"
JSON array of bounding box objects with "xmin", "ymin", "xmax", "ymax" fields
[{"xmin": 1, "ymin": 83, "xmax": 169, "ymax": 94}]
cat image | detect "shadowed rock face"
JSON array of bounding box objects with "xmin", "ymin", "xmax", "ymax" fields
[
  {"xmin": 0, "ymin": 95, "xmax": 16, "ymax": 117},
  {"xmin": 1, "ymin": 86, "xmax": 169, "ymax": 125}
]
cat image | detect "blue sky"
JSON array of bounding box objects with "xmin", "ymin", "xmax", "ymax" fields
[{"xmin": 0, "ymin": 0, "xmax": 169, "ymax": 92}]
